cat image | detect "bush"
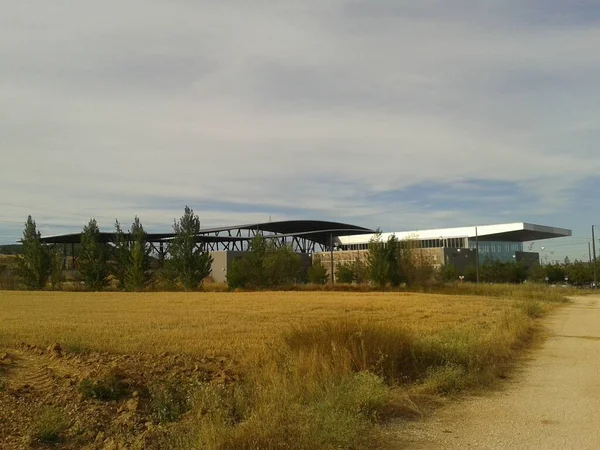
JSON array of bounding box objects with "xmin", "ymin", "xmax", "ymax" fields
[
  {"xmin": 29, "ymin": 406, "xmax": 68, "ymax": 444},
  {"xmin": 336, "ymin": 263, "xmax": 354, "ymax": 284},
  {"xmin": 79, "ymin": 372, "xmax": 130, "ymax": 401},
  {"xmin": 227, "ymin": 235, "xmax": 305, "ymax": 289},
  {"xmin": 307, "ymin": 260, "xmax": 329, "ymax": 284},
  {"xmin": 150, "ymin": 380, "xmax": 192, "ymax": 423}
]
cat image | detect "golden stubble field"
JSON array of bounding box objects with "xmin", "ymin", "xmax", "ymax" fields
[
  {"xmin": 0, "ymin": 291, "xmax": 512, "ymax": 360},
  {"xmin": 0, "ymin": 289, "xmax": 552, "ymax": 449}
]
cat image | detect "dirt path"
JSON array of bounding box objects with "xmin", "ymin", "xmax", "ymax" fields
[{"xmin": 393, "ymin": 295, "xmax": 600, "ymax": 449}]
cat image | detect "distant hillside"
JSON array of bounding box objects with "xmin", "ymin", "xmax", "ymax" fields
[{"xmin": 0, "ymin": 244, "xmax": 23, "ymax": 255}]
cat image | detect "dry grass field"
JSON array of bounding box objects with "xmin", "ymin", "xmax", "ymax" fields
[
  {"xmin": 0, "ymin": 288, "xmax": 564, "ymax": 449},
  {"xmin": 0, "ymin": 291, "xmax": 512, "ymax": 359}
]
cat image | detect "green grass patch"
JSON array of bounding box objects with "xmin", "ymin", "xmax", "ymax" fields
[
  {"xmin": 29, "ymin": 406, "xmax": 68, "ymax": 444},
  {"xmin": 149, "ymin": 379, "xmax": 193, "ymax": 423}
]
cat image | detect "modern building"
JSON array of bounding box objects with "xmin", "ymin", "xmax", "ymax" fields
[
  {"xmin": 317, "ymin": 222, "xmax": 572, "ymax": 275},
  {"xmin": 39, "ymin": 220, "xmax": 571, "ymax": 283}
]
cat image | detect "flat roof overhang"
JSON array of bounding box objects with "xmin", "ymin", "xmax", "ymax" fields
[{"xmin": 338, "ymin": 222, "xmax": 572, "ymax": 246}]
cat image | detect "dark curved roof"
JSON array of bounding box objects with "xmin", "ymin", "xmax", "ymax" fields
[
  {"xmin": 39, "ymin": 220, "xmax": 374, "ymax": 246},
  {"xmin": 197, "ymin": 220, "xmax": 373, "ymax": 235}
]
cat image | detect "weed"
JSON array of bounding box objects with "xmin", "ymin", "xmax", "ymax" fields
[
  {"xmin": 62, "ymin": 340, "xmax": 91, "ymax": 355},
  {"xmin": 516, "ymin": 300, "xmax": 545, "ymax": 318},
  {"xmin": 29, "ymin": 406, "xmax": 68, "ymax": 444},
  {"xmin": 149, "ymin": 380, "xmax": 192, "ymax": 423},
  {"xmin": 79, "ymin": 372, "xmax": 130, "ymax": 401}
]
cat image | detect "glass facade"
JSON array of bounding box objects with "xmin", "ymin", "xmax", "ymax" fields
[{"xmin": 469, "ymin": 240, "xmax": 523, "ymax": 263}]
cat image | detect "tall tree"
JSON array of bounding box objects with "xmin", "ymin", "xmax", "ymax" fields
[
  {"xmin": 112, "ymin": 219, "xmax": 129, "ymax": 290},
  {"xmin": 169, "ymin": 207, "xmax": 212, "ymax": 290},
  {"xmin": 126, "ymin": 216, "xmax": 152, "ymax": 291},
  {"xmin": 17, "ymin": 215, "xmax": 51, "ymax": 290},
  {"xmin": 78, "ymin": 219, "xmax": 108, "ymax": 291},
  {"xmin": 49, "ymin": 248, "xmax": 64, "ymax": 290},
  {"xmin": 367, "ymin": 231, "xmax": 388, "ymax": 289}
]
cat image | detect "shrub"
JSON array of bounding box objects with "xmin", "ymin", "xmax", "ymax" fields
[
  {"xmin": 307, "ymin": 260, "xmax": 329, "ymax": 284},
  {"xmin": 149, "ymin": 380, "xmax": 192, "ymax": 423},
  {"xmin": 29, "ymin": 406, "xmax": 68, "ymax": 444},
  {"xmin": 79, "ymin": 372, "xmax": 130, "ymax": 401},
  {"xmin": 336, "ymin": 263, "xmax": 354, "ymax": 284},
  {"xmin": 227, "ymin": 235, "xmax": 305, "ymax": 289}
]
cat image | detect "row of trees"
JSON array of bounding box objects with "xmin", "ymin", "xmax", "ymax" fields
[
  {"xmin": 16, "ymin": 207, "xmax": 213, "ymax": 291},
  {"xmin": 437, "ymin": 258, "xmax": 600, "ymax": 285},
  {"xmin": 16, "ymin": 213, "xmax": 598, "ymax": 290}
]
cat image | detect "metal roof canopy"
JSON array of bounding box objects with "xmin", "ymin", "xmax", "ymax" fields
[
  {"xmin": 39, "ymin": 220, "xmax": 374, "ymax": 248},
  {"xmin": 338, "ymin": 222, "xmax": 572, "ymax": 245}
]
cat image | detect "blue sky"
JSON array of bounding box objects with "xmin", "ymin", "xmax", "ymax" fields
[{"xmin": 1, "ymin": 1, "xmax": 600, "ymax": 261}]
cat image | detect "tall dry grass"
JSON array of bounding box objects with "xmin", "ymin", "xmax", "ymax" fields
[{"xmin": 0, "ymin": 286, "xmax": 566, "ymax": 449}]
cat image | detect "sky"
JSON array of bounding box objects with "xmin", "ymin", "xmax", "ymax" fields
[{"xmin": 1, "ymin": 1, "xmax": 600, "ymax": 261}]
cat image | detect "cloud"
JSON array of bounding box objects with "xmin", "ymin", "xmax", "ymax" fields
[{"xmin": 1, "ymin": 1, "xmax": 599, "ymax": 260}]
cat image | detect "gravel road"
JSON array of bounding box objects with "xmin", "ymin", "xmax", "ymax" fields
[{"xmin": 393, "ymin": 295, "xmax": 600, "ymax": 449}]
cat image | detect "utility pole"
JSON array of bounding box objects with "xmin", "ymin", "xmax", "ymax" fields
[
  {"xmin": 475, "ymin": 226, "xmax": 480, "ymax": 284},
  {"xmin": 330, "ymin": 232, "xmax": 335, "ymax": 286},
  {"xmin": 593, "ymin": 226, "xmax": 597, "ymax": 289},
  {"xmin": 588, "ymin": 242, "xmax": 592, "ymax": 265}
]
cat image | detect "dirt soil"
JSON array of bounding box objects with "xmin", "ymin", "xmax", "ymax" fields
[
  {"xmin": 390, "ymin": 295, "xmax": 600, "ymax": 449},
  {"xmin": 0, "ymin": 343, "xmax": 236, "ymax": 449}
]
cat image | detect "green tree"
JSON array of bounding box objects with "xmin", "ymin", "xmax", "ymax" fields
[
  {"xmin": 528, "ymin": 264, "xmax": 546, "ymax": 283},
  {"xmin": 336, "ymin": 263, "xmax": 354, "ymax": 284},
  {"xmin": 367, "ymin": 232, "xmax": 388, "ymax": 288},
  {"xmin": 17, "ymin": 215, "xmax": 51, "ymax": 290},
  {"xmin": 169, "ymin": 207, "xmax": 213, "ymax": 291},
  {"xmin": 49, "ymin": 248, "xmax": 64, "ymax": 290},
  {"xmin": 385, "ymin": 235, "xmax": 402, "ymax": 286},
  {"xmin": 437, "ymin": 264, "xmax": 459, "ymax": 283},
  {"xmin": 126, "ymin": 217, "xmax": 152, "ymax": 291},
  {"xmin": 112, "ymin": 219, "xmax": 129, "ymax": 290},
  {"xmin": 545, "ymin": 263, "xmax": 566, "ymax": 284},
  {"xmin": 264, "ymin": 244, "xmax": 304, "ymax": 286},
  {"xmin": 307, "ymin": 259, "xmax": 329, "ymax": 284},
  {"xmin": 78, "ymin": 219, "xmax": 108, "ymax": 291},
  {"xmin": 506, "ymin": 262, "xmax": 528, "ymax": 283},
  {"xmin": 227, "ymin": 235, "xmax": 304, "ymax": 289},
  {"xmin": 564, "ymin": 260, "xmax": 593, "ymax": 285},
  {"xmin": 350, "ymin": 258, "xmax": 369, "ymax": 284}
]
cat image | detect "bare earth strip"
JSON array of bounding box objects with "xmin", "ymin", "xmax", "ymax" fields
[{"xmin": 393, "ymin": 295, "xmax": 600, "ymax": 449}]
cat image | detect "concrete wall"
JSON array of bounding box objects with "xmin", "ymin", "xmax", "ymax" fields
[{"xmin": 210, "ymin": 251, "xmax": 248, "ymax": 283}]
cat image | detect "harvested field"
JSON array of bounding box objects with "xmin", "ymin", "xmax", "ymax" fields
[
  {"xmin": 0, "ymin": 291, "xmax": 511, "ymax": 359},
  {"xmin": 0, "ymin": 290, "xmax": 555, "ymax": 449}
]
